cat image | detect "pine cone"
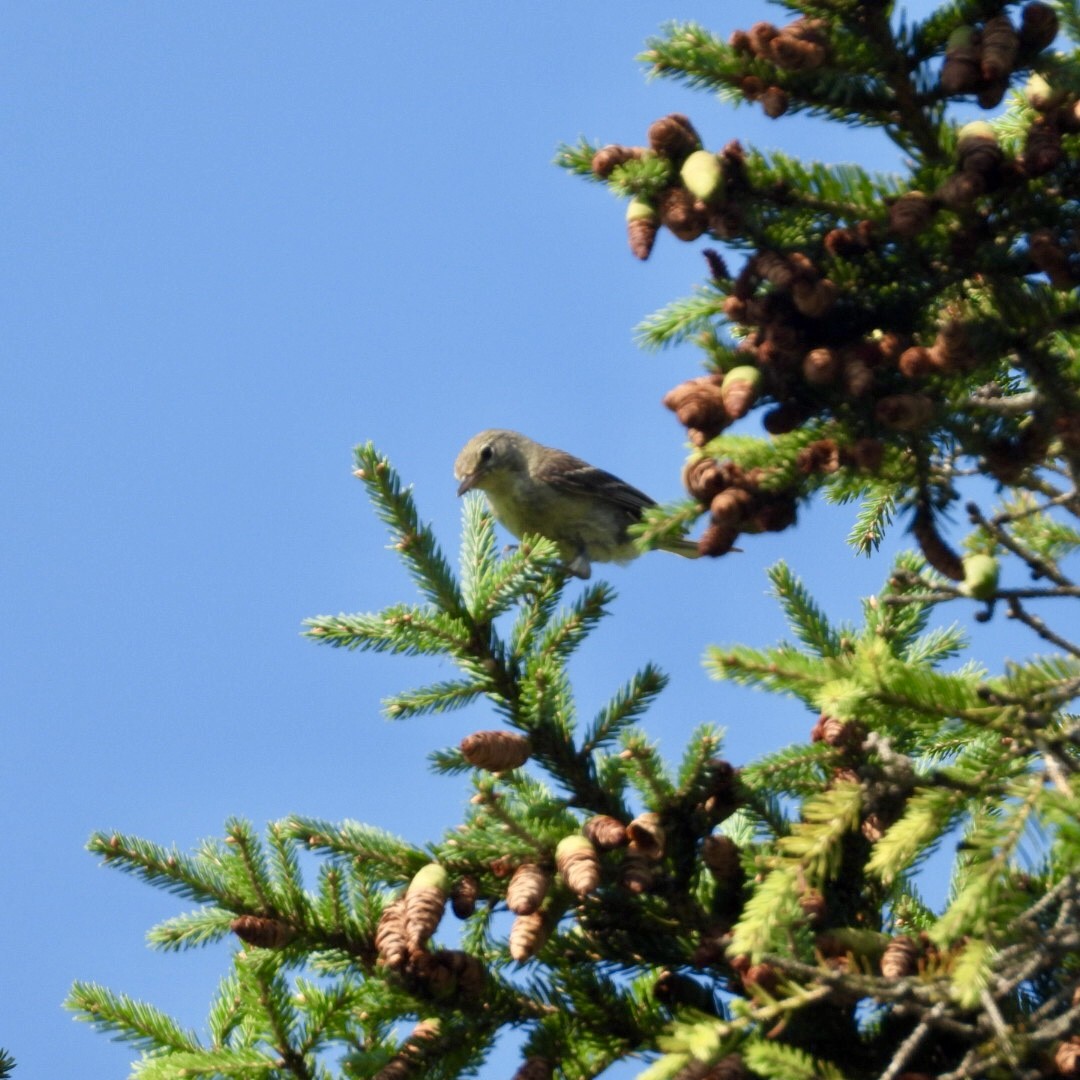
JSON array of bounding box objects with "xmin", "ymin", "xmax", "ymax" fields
[
  {"xmin": 739, "ymin": 74, "xmax": 766, "ymax": 102},
  {"xmin": 373, "ymin": 1019, "xmax": 441, "ymax": 1080},
  {"xmin": 957, "ymin": 121, "xmax": 1003, "ymax": 178},
  {"xmin": 405, "ymin": 863, "xmax": 450, "ymax": 950},
  {"xmin": 702, "ymin": 834, "xmax": 742, "ymax": 880},
  {"xmin": 1025, "ymin": 72, "xmax": 1066, "ymax": 111},
  {"xmin": 823, "ymin": 227, "xmax": 869, "ymax": 259},
  {"xmin": 881, "ymin": 935, "xmax": 920, "ymax": 978},
  {"xmin": 450, "ymin": 875, "xmax": 479, "ymax": 920},
  {"xmin": 591, "ymin": 144, "xmax": 643, "ymax": 179},
  {"xmin": 710, "ymin": 487, "xmax": 755, "ymax": 529},
  {"xmin": 912, "ymin": 508, "xmax": 965, "ymax": 581},
  {"xmin": 620, "ymin": 850, "xmax": 656, "ymax": 893},
  {"xmin": 663, "ymin": 375, "xmax": 729, "ymax": 433},
  {"xmin": 888, "ymin": 191, "xmax": 934, "ymax": 237},
  {"xmin": 977, "ymin": 76, "xmax": 1009, "ymax": 109},
  {"xmin": 751, "ymin": 495, "xmax": 797, "ymax": 534},
  {"xmin": 681, "ymin": 150, "xmax": 725, "ymax": 204},
  {"xmin": 981, "ymin": 13, "xmax": 1019, "ymax": 80},
  {"xmin": 1020, "ymin": 2, "xmax": 1059, "ymax": 51},
  {"xmin": 412, "ymin": 949, "xmax": 486, "ymax": 1000},
  {"xmin": 747, "ymin": 21, "xmax": 780, "ymax": 56},
  {"xmin": 762, "ymin": 401, "xmax": 811, "ymax": 434},
  {"xmin": 720, "ymin": 366, "xmax": 763, "ymax": 419},
  {"xmin": 697, "ymin": 521, "xmax": 741, "ymax": 557},
  {"xmin": 626, "ymin": 197, "xmax": 659, "ymax": 260},
  {"xmin": 659, "ymin": 185, "xmax": 708, "ymax": 241},
  {"xmin": 850, "ymin": 437, "xmax": 884, "ymax": 473},
  {"xmin": 728, "ymin": 29, "xmax": 754, "ymax": 56},
  {"xmin": 802, "ymin": 347, "xmax": 840, "ymax": 384},
  {"xmin": 582, "ymin": 814, "xmax": 629, "ymax": 850},
  {"xmin": 509, "ymin": 910, "xmax": 549, "ymax": 962},
  {"xmin": 460, "ymin": 730, "xmax": 532, "ymax": 771},
  {"xmin": 1056, "ymin": 1036, "xmax": 1080, "ymax": 1077},
  {"xmin": 627, "ymin": 812, "xmax": 666, "ymax": 860},
  {"xmin": 796, "ymin": 439, "xmax": 842, "ymax": 475},
  {"xmin": 648, "ymin": 113, "xmax": 701, "ymax": 161},
  {"xmin": 555, "ymin": 834, "xmax": 601, "ymax": 896},
  {"xmin": 506, "ymin": 863, "xmax": 551, "ymax": 915},
  {"xmin": 682, "ymin": 456, "xmax": 732, "ymax": 504},
  {"xmin": 940, "ymin": 26, "xmax": 982, "ymax": 94},
  {"xmin": 760, "ymin": 86, "xmax": 789, "ymax": 118},
  {"xmin": 231, "ymin": 914, "xmax": 294, "ymax": 949},
  {"xmin": 769, "ymin": 19, "xmax": 828, "ymax": 70},
  {"xmin": 513, "ymin": 1057, "xmax": 555, "ymax": 1080},
  {"xmin": 753, "ymin": 249, "xmax": 796, "ymax": 289},
  {"xmin": 813, "ymin": 715, "xmax": 865, "ymax": 749},
  {"xmin": 1024, "ymin": 118, "xmax": 1063, "ymax": 176},
  {"xmin": 898, "ymin": 345, "xmax": 937, "ymax": 378},
  {"xmin": 376, "ymin": 896, "xmax": 409, "ymax": 969},
  {"xmin": 936, "ymin": 170, "xmax": 986, "ymax": 209}
]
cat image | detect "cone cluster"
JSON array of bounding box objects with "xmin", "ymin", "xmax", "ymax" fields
[
  {"xmin": 728, "ymin": 17, "xmax": 830, "ymax": 119},
  {"xmin": 592, "ymin": 115, "xmax": 751, "ymax": 260},
  {"xmin": 374, "ymin": 864, "xmax": 488, "ymax": 1002},
  {"xmin": 939, "ymin": 5, "xmax": 1057, "ymax": 108}
]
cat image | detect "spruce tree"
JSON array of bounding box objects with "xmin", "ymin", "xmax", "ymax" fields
[{"xmin": 67, "ymin": 2, "xmax": 1080, "ymax": 1078}]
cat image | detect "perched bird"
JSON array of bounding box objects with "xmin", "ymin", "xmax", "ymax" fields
[{"xmin": 454, "ymin": 429, "xmax": 699, "ymax": 579}]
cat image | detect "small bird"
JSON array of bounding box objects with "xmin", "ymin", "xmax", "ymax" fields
[{"xmin": 454, "ymin": 429, "xmax": 699, "ymax": 579}]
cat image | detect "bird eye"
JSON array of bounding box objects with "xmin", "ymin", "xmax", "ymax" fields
[{"xmin": 479, "ymin": 445, "xmax": 493, "ymax": 463}]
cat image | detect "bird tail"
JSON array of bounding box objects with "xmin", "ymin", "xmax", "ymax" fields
[{"xmin": 658, "ymin": 537, "xmax": 702, "ymax": 559}]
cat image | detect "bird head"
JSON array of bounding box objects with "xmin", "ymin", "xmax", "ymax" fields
[{"xmin": 454, "ymin": 429, "xmax": 525, "ymax": 496}]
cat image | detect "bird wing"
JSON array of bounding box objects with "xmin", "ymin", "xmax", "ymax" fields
[{"xmin": 534, "ymin": 449, "xmax": 657, "ymax": 514}]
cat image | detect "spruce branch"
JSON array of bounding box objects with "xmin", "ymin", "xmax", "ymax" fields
[{"xmin": 351, "ymin": 442, "xmax": 467, "ymax": 621}]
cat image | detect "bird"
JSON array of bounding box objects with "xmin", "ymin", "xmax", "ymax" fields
[{"xmin": 454, "ymin": 429, "xmax": 699, "ymax": 579}]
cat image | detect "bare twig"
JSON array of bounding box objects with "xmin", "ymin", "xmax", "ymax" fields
[{"xmin": 1006, "ymin": 597, "xmax": 1080, "ymax": 659}]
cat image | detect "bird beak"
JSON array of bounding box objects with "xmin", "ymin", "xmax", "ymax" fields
[{"xmin": 456, "ymin": 474, "xmax": 477, "ymax": 497}]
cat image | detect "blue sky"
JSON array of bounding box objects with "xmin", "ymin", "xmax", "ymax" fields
[{"xmin": 2, "ymin": 2, "xmax": 1018, "ymax": 1076}]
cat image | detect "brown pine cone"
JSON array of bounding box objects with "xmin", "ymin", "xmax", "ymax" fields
[
  {"xmin": 1020, "ymin": 1, "xmax": 1059, "ymax": 51},
  {"xmin": 582, "ymin": 814, "xmax": 628, "ymax": 850},
  {"xmin": 509, "ymin": 911, "xmax": 549, "ymax": 962},
  {"xmin": 450, "ymin": 875, "xmax": 479, "ymax": 920},
  {"xmin": 231, "ymin": 914, "xmax": 294, "ymax": 949},
  {"xmin": 981, "ymin": 14, "xmax": 1019, "ymax": 80},
  {"xmin": 880, "ymin": 935, "xmax": 920, "ymax": 978},
  {"xmin": 555, "ymin": 834, "xmax": 601, "ymax": 896},
  {"xmin": 659, "ymin": 185, "xmax": 708, "ymax": 241},
  {"xmin": 1024, "ymin": 118, "xmax": 1063, "ymax": 176},
  {"xmin": 626, "ymin": 811, "xmax": 666, "ymax": 860},
  {"xmin": 512, "ymin": 1058, "xmax": 555, "ymax": 1080},
  {"xmin": 460, "ymin": 729, "xmax": 532, "ymax": 771},
  {"xmin": 888, "ymin": 191, "xmax": 934, "ymax": 237},
  {"xmin": 761, "ymin": 86, "xmax": 789, "ymax": 118},
  {"xmin": 701, "ymin": 834, "xmax": 742, "ymax": 880},
  {"xmin": 506, "ymin": 863, "xmax": 551, "ymax": 916},
  {"xmin": 940, "ymin": 26, "xmax": 981, "ymax": 94},
  {"xmin": 591, "ymin": 144, "xmax": 644, "ymax": 179},
  {"xmin": 663, "ymin": 374, "xmax": 729, "ymax": 433},
  {"xmin": 648, "ymin": 113, "xmax": 701, "ymax": 161}
]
